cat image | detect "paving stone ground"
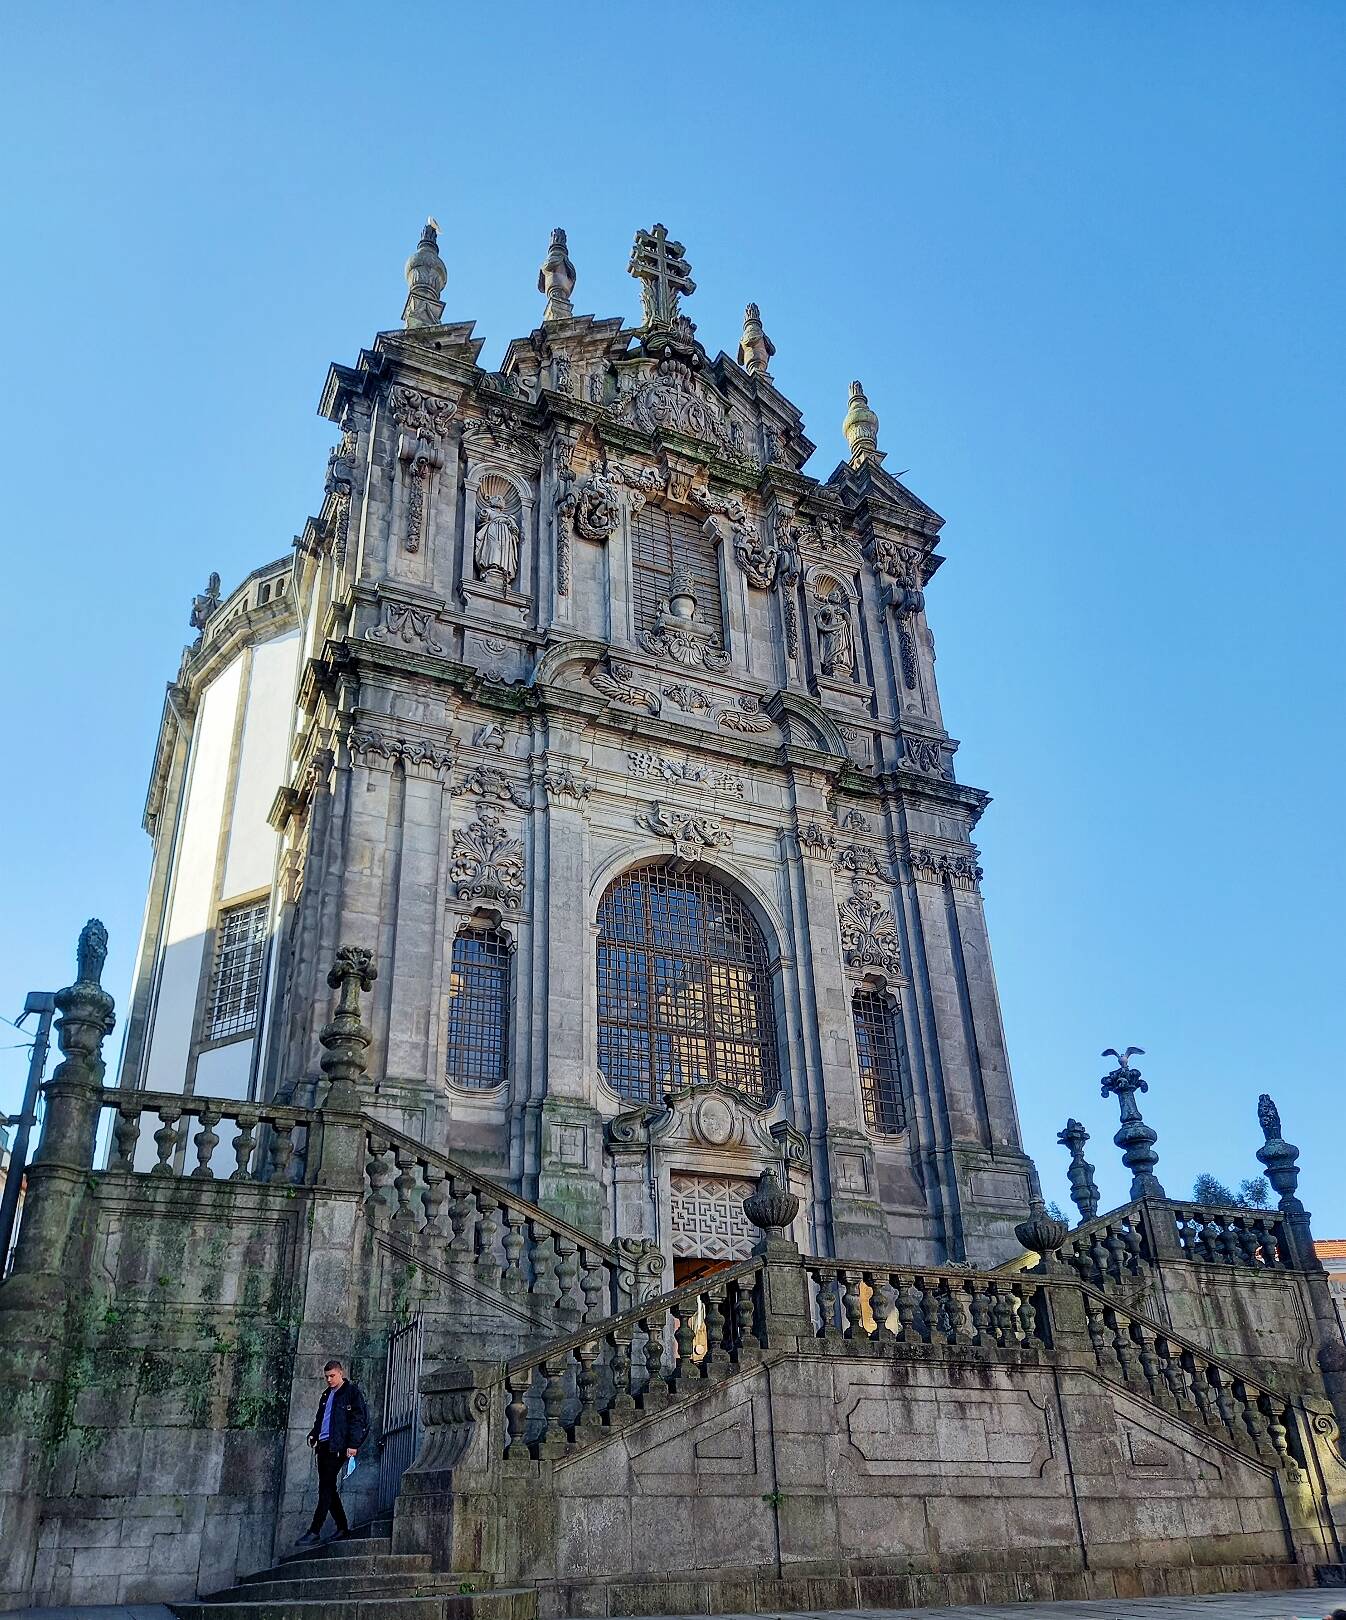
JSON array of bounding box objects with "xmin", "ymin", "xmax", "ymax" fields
[{"xmin": 6, "ymin": 1595, "xmax": 1341, "ymax": 1620}]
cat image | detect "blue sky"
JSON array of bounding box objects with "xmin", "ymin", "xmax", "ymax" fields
[{"xmin": 1, "ymin": 2, "xmax": 1342, "ymax": 1230}]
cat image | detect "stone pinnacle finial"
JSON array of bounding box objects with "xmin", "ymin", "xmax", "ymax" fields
[
  {"xmin": 190, "ymin": 572, "xmax": 222, "ymax": 637},
  {"xmin": 1100, "ymin": 1045, "xmax": 1166, "ymax": 1202},
  {"xmin": 538, "ymin": 227, "xmax": 576, "ymax": 323},
  {"xmin": 1255, "ymin": 1092, "xmax": 1304, "ymax": 1215},
  {"xmin": 843, "ymin": 380, "xmax": 883, "ymax": 466},
  {"xmin": 54, "ymin": 919, "xmax": 116, "ymax": 1088},
  {"xmin": 403, "ymin": 218, "xmax": 447, "ymax": 330},
  {"xmin": 319, "ymin": 945, "xmax": 377, "ymax": 1112},
  {"xmin": 738, "ymin": 302, "xmax": 775, "ymax": 380},
  {"xmin": 1056, "ymin": 1117, "xmax": 1100, "ymax": 1223}
]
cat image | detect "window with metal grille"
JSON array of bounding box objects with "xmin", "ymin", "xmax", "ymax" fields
[
  {"xmin": 852, "ymin": 989, "xmax": 907, "ymax": 1134},
  {"xmin": 631, "ymin": 504, "xmax": 724, "ymax": 637},
  {"xmin": 445, "ymin": 927, "xmax": 512, "ymax": 1089},
  {"xmin": 206, "ymin": 898, "xmax": 269, "ymax": 1040},
  {"xmin": 596, "ymin": 864, "xmax": 779, "ymax": 1104}
]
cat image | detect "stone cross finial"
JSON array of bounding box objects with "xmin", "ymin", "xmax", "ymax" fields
[
  {"xmin": 538, "ymin": 227, "xmax": 576, "ymax": 323},
  {"xmin": 319, "ymin": 945, "xmax": 377, "ymax": 1113},
  {"xmin": 628, "ymin": 223, "xmax": 695, "ymax": 330},
  {"xmin": 1100, "ymin": 1045, "xmax": 1166, "ymax": 1202},
  {"xmin": 403, "ymin": 218, "xmax": 447, "ymax": 329},
  {"xmin": 190, "ymin": 572, "xmax": 222, "ymax": 637},
  {"xmin": 1255, "ymin": 1092, "xmax": 1304, "ymax": 1215},
  {"xmin": 1057, "ymin": 1117, "xmax": 1100, "ymax": 1222},
  {"xmin": 842, "ymin": 380, "xmax": 883, "ymax": 466},
  {"xmin": 738, "ymin": 302, "xmax": 775, "ymax": 380}
]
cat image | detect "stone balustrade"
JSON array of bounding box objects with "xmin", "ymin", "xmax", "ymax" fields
[
  {"xmin": 805, "ymin": 1259, "xmax": 1051, "ymax": 1354},
  {"xmin": 1052, "ymin": 1206, "xmax": 1152, "ymax": 1287},
  {"xmin": 1081, "ymin": 1288, "xmax": 1299, "ymax": 1470},
  {"xmin": 495, "ymin": 1258, "xmax": 764, "ymax": 1460},
  {"xmin": 1170, "ymin": 1202, "xmax": 1291, "ymax": 1269},
  {"xmin": 362, "ymin": 1120, "xmax": 663, "ymax": 1326},
  {"xmin": 100, "ymin": 1089, "xmax": 316, "ymax": 1182}
]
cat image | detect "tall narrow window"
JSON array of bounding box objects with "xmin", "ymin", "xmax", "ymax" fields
[
  {"xmin": 596, "ymin": 863, "xmax": 779, "ymax": 1105},
  {"xmin": 631, "ymin": 504, "xmax": 723, "ymax": 636},
  {"xmin": 445, "ymin": 927, "xmax": 512, "ymax": 1089},
  {"xmin": 206, "ymin": 898, "xmax": 269, "ymax": 1040},
  {"xmin": 853, "ymin": 989, "xmax": 906, "ymax": 1135}
]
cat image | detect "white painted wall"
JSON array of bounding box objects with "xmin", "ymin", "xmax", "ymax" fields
[
  {"xmin": 143, "ymin": 657, "xmax": 243, "ymax": 1094},
  {"xmin": 222, "ymin": 629, "xmax": 301, "ymax": 900}
]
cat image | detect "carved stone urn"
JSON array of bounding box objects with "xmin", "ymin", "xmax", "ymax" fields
[
  {"xmin": 667, "ymin": 562, "xmax": 698, "ymax": 622},
  {"xmin": 744, "ymin": 1168, "xmax": 799, "ymax": 1233}
]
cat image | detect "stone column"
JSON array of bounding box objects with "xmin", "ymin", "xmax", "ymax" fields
[
  {"xmin": 0, "ymin": 919, "xmax": 115, "ymax": 1315},
  {"xmin": 384, "ymin": 766, "xmax": 451, "ymax": 1083}
]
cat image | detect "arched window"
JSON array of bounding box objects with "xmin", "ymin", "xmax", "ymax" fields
[
  {"xmin": 596, "ymin": 863, "xmax": 779, "ymax": 1105},
  {"xmin": 853, "ymin": 989, "xmax": 906, "ymax": 1134},
  {"xmin": 445, "ymin": 926, "xmax": 512, "ymax": 1089}
]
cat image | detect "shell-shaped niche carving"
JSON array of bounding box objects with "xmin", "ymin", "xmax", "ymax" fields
[{"xmin": 473, "ymin": 472, "xmax": 524, "ymax": 586}]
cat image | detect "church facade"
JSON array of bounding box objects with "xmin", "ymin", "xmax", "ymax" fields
[{"xmin": 120, "ymin": 220, "xmax": 1035, "ymax": 1270}]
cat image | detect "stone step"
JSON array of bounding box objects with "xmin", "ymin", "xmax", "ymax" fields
[
  {"xmin": 211, "ymin": 1573, "xmax": 478, "ymax": 1603},
  {"xmin": 278, "ymin": 1534, "xmax": 394, "ymax": 1563},
  {"xmin": 242, "ymin": 1553, "xmax": 433, "ymax": 1584},
  {"xmin": 170, "ymin": 1588, "xmax": 536, "ymax": 1620}
]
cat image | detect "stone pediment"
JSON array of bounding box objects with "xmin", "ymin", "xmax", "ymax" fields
[{"xmin": 604, "ymin": 1082, "xmax": 809, "ymax": 1168}]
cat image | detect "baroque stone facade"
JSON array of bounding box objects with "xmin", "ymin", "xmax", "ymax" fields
[{"xmin": 122, "ymin": 217, "xmax": 1032, "ymax": 1267}]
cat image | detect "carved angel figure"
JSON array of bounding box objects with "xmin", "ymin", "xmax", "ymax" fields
[
  {"xmin": 814, "ymin": 590, "xmax": 855, "ymax": 677},
  {"xmin": 574, "ymin": 472, "xmax": 621, "ymax": 541},
  {"xmin": 474, "ymin": 490, "xmax": 520, "ymax": 583}
]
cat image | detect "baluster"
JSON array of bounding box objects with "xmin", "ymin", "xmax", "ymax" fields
[
  {"xmin": 111, "ymin": 1103, "xmax": 141, "ymax": 1172},
  {"xmin": 504, "ymin": 1368, "xmax": 533, "ymax": 1459},
  {"xmin": 1236, "ymin": 1379, "xmax": 1270, "ymax": 1457},
  {"xmin": 555, "ymin": 1236, "xmax": 582, "ymax": 1332},
  {"xmin": 1158, "ymin": 1338, "xmax": 1189, "ymax": 1409},
  {"xmin": 1199, "ymin": 1216, "xmax": 1222, "ymax": 1263},
  {"xmin": 448, "ymin": 1177, "xmax": 475, "ymax": 1264},
  {"xmin": 820, "ymin": 1273, "xmax": 846, "ymax": 1340},
  {"xmin": 897, "ymin": 1275, "xmax": 922, "ymax": 1344},
  {"xmin": 422, "ymin": 1165, "xmax": 449, "ymax": 1244},
  {"xmin": 841, "ymin": 1269, "xmax": 865, "ymax": 1339},
  {"xmin": 704, "ymin": 1283, "xmax": 730, "ymax": 1376},
  {"xmin": 151, "ymin": 1105, "xmax": 183, "ymax": 1176},
  {"xmin": 609, "ymin": 1325, "xmax": 636, "ymax": 1421},
  {"xmin": 529, "ymin": 1225, "xmax": 560, "ymax": 1312},
  {"xmin": 1135, "ymin": 1325, "xmax": 1163, "ymax": 1401},
  {"xmin": 1108, "ymin": 1310, "xmax": 1137, "ymax": 1382},
  {"xmin": 870, "ymin": 1272, "xmax": 897, "ymax": 1341},
  {"xmin": 1014, "ymin": 1286, "xmax": 1040, "ymax": 1346},
  {"xmin": 538, "ymin": 1355, "xmax": 571, "ymax": 1457},
  {"xmin": 1236, "ymin": 1221, "xmax": 1262, "ymax": 1266},
  {"xmin": 968, "ymin": 1280, "xmax": 992, "ymax": 1346},
  {"xmin": 913, "ymin": 1276, "xmax": 937, "ymax": 1344},
  {"xmin": 501, "ymin": 1207, "xmax": 527, "ymax": 1298},
  {"xmin": 641, "ymin": 1309, "xmax": 669, "ymax": 1406},
  {"xmin": 1210, "ymin": 1367, "xmax": 1237, "ymax": 1437},
  {"xmin": 1261, "ymin": 1395, "xmax": 1291, "ymax": 1468},
  {"xmin": 1084, "ymin": 1295, "xmax": 1107, "ymax": 1359},
  {"xmin": 1216, "ymin": 1218, "xmax": 1240, "ymax": 1265},
  {"xmin": 1087, "ymin": 1229, "xmax": 1110, "ymax": 1288},
  {"xmin": 229, "ymin": 1108, "xmax": 258, "ymax": 1182},
  {"xmin": 675, "ymin": 1302, "xmax": 700, "ymax": 1381},
  {"xmin": 990, "ymin": 1283, "xmax": 1017, "ymax": 1347},
  {"xmin": 574, "ymin": 1339, "xmax": 602, "ymax": 1436},
  {"xmin": 943, "ymin": 1279, "xmax": 970, "ymax": 1345},
  {"xmin": 476, "ymin": 1200, "xmax": 502, "ymax": 1288},
  {"xmin": 579, "ymin": 1250, "xmax": 608, "ymax": 1322},
  {"xmin": 1187, "ymin": 1355, "xmax": 1216, "ymax": 1427},
  {"xmin": 1119, "ymin": 1220, "xmax": 1143, "ymax": 1276},
  {"xmin": 1103, "ymin": 1223, "xmax": 1127, "ymax": 1284},
  {"xmin": 364, "ymin": 1134, "xmax": 395, "ymax": 1213},
  {"xmin": 186, "ymin": 1108, "xmax": 218, "ymax": 1179},
  {"xmin": 265, "ymin": 1117, "xmax": 296, "ymax": 1185},
  {"xmin": 391, "ymin": 1149, "xmax": 420, "ymax": 1238},
  {"xmin": 1262, "ymin": 1222, "xmax": 1285, "ymax": 1267},
  {"xmin": 734, "ymin": 1279, "xmax": 760, "ymax": 1355}
]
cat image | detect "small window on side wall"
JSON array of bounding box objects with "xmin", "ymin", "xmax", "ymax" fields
[
  {"xmin": 445, "ymin": 926, "xmax": 512, "ymax": 1089},
  {"xmin": 207, "ymin": 898, "xmax": 270, "ymax": 1040},
  {"xmin": 852, "ymin": 988, "xmax": 906, "ymax": 1135}
]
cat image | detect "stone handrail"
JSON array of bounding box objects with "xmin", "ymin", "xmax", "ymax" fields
[
  {"xmin": 100, "ymin": 1088, "xmax": 317, "ymax": 1182},
  {"xmin": 1168, "ymin": 1202, "xmax": 1293, "ymax": 1269},
  {"xmin": 362, "ymin": 1118, "xmax": 664, "ymax": 1327},
  {"xmin": 1051, "ymin": 1202, "xmax": 1153, "ymax": 1287},
  {"xmin": 494, "ymin": 1258, "xmax": 764, "ymax": 1460},
  {"xmin": 1050, "ymin": 1197, "xmax": 1295, "ymax": 1288}
]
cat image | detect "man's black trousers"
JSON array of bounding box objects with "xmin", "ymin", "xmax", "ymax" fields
[{"xmin": 310, "ymin": 1444, "xmax": 349, "ymax": 1535}]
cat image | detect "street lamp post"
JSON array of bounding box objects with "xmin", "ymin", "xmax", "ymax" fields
[{"xmin": 0, "ymin": 990, "xmax": 57, "ymax": 1276}]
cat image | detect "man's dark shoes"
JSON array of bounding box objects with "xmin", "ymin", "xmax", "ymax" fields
[{"xmin": 294, "ymin": 1530, "xmax": 320, "ymax": 1547}]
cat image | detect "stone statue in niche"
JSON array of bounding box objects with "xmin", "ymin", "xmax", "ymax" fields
[
  {"xmin": 815, "ymin": 589, "xmax": 855, "ymax": 677},
  {"xmin": 474, "ymin": 487, "xmax": 521, "ymax": 583}
]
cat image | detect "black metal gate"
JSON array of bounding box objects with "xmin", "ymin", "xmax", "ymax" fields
[{"xmin": 377, "ymin": 1312, "xmax": 423, "ymax": 1514}]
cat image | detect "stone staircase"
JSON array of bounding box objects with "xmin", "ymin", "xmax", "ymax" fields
[{"xmin": 170, "ymin": 1525, "xmax": 537, "ymax": 1620}]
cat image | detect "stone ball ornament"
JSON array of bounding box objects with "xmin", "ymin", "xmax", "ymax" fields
[{"xmin": 743, "ymin": 1167, "xmax": 799, "ymax": 1232}]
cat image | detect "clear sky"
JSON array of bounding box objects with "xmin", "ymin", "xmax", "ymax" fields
[{"xmin": 1, "ymin": 2, "xmax": 1342, "ymax": 1231}]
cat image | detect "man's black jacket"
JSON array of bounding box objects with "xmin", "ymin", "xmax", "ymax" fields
[{"xmin": 308, "ymin": 1380, "xmax": 370, "ymax": 1453}]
